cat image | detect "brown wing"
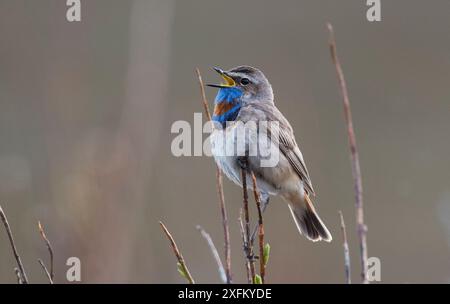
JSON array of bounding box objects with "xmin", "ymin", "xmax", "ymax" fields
[
  {"xmin": 240, "ymin": 103, "xmax": 316, "ymax": 196},
  {"xmin": 270, "ymin": 120, "xmax": 315, "ymax": 196}
]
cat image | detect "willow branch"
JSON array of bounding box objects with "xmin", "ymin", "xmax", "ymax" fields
[
  {"xmin": 250, "ymin": 201, "xmax": 269, "ymax": 245},
  {"xmin": 196, "ymin": 67, "xmax": 232, "ymax": 283},
  {"xmin": 241, "ymin": 166, "xmax": 256, "ymax": 283},
  {"xmin": 196, "ymin": 67, "xmax": 212, "ymax": 121},
  {"xmin": 339, "ymin": 211, "xmax": 351, "ymax": 284},
  {"xmin": 196, "ymin": 225, "xmax": 227, "ymax": 283},
  {"xmin": 327, "ymin": 23, "xmax": 368, "ymax": 283},
  {"xmin": 38, "ymin": 221, "xmax": 54, "ymax": 282},
  {"xmin": 159, "ymin": 221, "xmax": 195, "ymax": 284},
  {"xmin": 0, "ymin": 205, "xmax": 29, "ymax": 284},
  {"xmin": 251, "ymin": 172, "xmax": 266, "ymax": 283},
  {"xmin": 238, "ymin": 209, "xmax": 252, "ymax": 283}
]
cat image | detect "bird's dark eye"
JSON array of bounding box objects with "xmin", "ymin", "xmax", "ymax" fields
[{"xmin": 240, "ymin": 78, "xmax": 250, "ymax": 86}]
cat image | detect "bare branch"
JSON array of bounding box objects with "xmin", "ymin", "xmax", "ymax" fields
[
  {"xmin": 250, "ymin": 202, "xmax": 269, "ymax": 245},
  {"xmin": 251, "ymin": 172, "xmax": 266, "ymax": 283},
  {"xmin": 215, "ymin": 168, "xmax": 232, "ymax": 283},
  {"xmin": 195, "ymin": 67, "xmax": 212, "ymax": 121},
  {"xmin": 14, "ymin": 267, "xmax": 23, "ymax": 284},
  {"xmin": 38, "ymin": 221, "xmax": 54, "ymax": 282},
  {"xmin": 0, "ymin": 205, "xmax": 29, "ymax": 284},
  {"xmin": 196, "ymin": 67, "xmax": 232, "ymax": 283},
  {"xmin": 159, "ymin": 221, "xmax": 195, "ymax": 284},
  {"xmin": 38, "ymin": 259, "xmax": 54, "ymax": 284},
  {"xmin": 339, "ymin": 211, "xmax": 351, "ymax": 284},
  {"xmin": 238, "ymin": 209, "xmax": 252, "ymax": 283},
  {"xmin": 196, "ymin": 225, "xmax": 227, "ymax": 283},
  {"xmin": 241, "ymin": 165, "xmax": 256, "ymax": 283},
  {"xmin": 327, "ymin": 23, "xmax": 368, "ymax": 283}
]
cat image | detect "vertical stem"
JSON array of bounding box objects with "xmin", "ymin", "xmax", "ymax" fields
[
  {"xmin": 0, "ymin": 205, "xmax": 29, "ymax": 284},
  {"xmin": 196, "ymin": 68, "xmax": 212, "ymax": 121},
  {"xmin": 241, "ymin": 166, "xmax": 256, "ymax": 283},
  {"xmin": 327, "ymin": 23, "xmax": 368, "ymax": 283},
  {"xmin": 196, "ymin": 68, "xmax": 232, "ymax": 283},
  {"xmin": 239, "ymin": 209, "xmax": 252, "ymax": 283},
  {"xmin": 216, "ymin": 168, "xmax": 232, "ymax": 283},
  {"xmin": 339, "ymin": 211, "xmax": 351, "ymax": 284},
  {"xmin": 196, "ymin": 225, "xmax": 227, "ymax": 283},
  {"xmin": 251, "ymin": 173, "xmax": 266, "ymax": 283}
]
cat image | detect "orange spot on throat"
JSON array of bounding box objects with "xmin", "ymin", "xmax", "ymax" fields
[{"xmin": 214, "ymin": 102, "xmax": 237, "ymax": 116}]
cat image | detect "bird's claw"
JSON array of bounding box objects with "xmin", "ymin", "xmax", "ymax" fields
[{"xmin": 237, "ymin": 156, "xmax": 248, "ymax": 170}]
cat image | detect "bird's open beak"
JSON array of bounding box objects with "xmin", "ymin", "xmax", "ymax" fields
[{"xmin": 207, "ymin": 67, "xmax": 236, "ymax": 88}]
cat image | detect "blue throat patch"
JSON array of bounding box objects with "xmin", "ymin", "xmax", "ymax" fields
[{"xmin": 212, "ymin": 87, "xmax": 243, "ymax": 127}]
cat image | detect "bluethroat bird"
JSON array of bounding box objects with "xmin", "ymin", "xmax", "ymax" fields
[{"xmin": 207, "ymin": 66, "xmax": 332, "ymax": 242}]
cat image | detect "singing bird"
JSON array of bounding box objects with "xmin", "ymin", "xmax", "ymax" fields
[{"xmin": 208, "ymin": 66, "xmax": 332, "ymax": 242}]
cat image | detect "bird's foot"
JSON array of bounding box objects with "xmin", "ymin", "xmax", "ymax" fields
[{"xmin": 237, "ymin": 156, "xmax": 249, "ymax": 170}]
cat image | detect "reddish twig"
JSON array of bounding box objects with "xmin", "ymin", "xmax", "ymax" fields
[
  {"xmin": 0, "ymin": 205, "xmax": 29, "ymax": 284},
  {"xmin": 327, "ymin": 23, "xmax": 368, "ymax": 283},
  {"xmin": 251, "ymin": 172, "xmax": 266, "ymax": 283},
  {"xmin": 196, "ymin": 67, "xmax": 232, "ymax": 283},
  {"xmin": 196, "ymin": 68, "xmax": 212, "ymax": 122},
  {"xmin": 38, "ymin": 221, "xmax": 54, "ymax": 282},
  {"xmin": 339, "ymin": 211, "xmax": 351, "ymax": 284},
  {"xmin": 159, "ymin": 221, "xmax": 195, "ymax": 284},
  {"xmin": 241, "ymin": 166, "xmax": 256, "ymax": 283}
]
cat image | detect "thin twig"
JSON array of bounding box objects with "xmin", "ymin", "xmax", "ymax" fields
[
  {"xmin": 0, "ymin": 205, "xmax": 29, "ymax": 284},
  {"xmin": 159, "ymin": 221, "xmax": 195, "ymax": 284},
  {"xmin": 14, "ymin": 268, "xmax": 23, "ymax": 284},
  {"xmin": 38, "ymin": 259, "xmax": 54, "ymax": 284},
  {"xmin": 215, "ymin": 168, "xmax": 232, "ymax": 283},
  {"xmin": 196, "ymin": 67, "xmax": 212, "ymax": 121},
  {"xmin": 238, "ymin": 209, "xmax": 252, "ymax": 283},
  {"xmin": 38, "ymin": 221, "xmax": 54, "ymax": 282},
  {"xmin": 327, "ymin": 23, "xmax": 368, "ymax": 284},
  {"xmin": 196, "ymin": 67, "xmax": 232, "ymax": 283},
  {"xmin": 196, "ymin": 225, "xmax": 227, "ymax": 283},
  {"xmin": 251, "ymin": 172, "xmax": 266, "ymax": 284},
  {"xmin": 339, "ymin": 211, "xmax": 351, "ymax": 284},
  {"xmin": 241, "ymin": 166, "xmax": 256, "ymax": 283},
  {"xmin": 250, "ymin": 202, "xmax": 268, "ymax": 245}
]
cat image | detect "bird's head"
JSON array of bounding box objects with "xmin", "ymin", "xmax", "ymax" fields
[{"xmin": 207, "ymin": 66, "xmax": 274, "ymax": 104}]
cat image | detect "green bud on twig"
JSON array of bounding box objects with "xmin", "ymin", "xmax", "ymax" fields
[
  {"xmin": 253, "ymin": 274, "xmax": 262, "ymax": 284},
  {"xmin": 263, "ymin": 243, "xmax": 271, "ymax": 266}
]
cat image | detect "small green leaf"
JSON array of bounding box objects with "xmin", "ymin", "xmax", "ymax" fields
[
  {"xmin": 253, "ymin": 274, "xmax": 262, "ymax": 284},
  {"xmin": 177, "ymin": 262, "xmax": 188, "ymax": 279},
  {"xmin": 263, "ymin": 243, "xmax": 271, "ymax": 266}
]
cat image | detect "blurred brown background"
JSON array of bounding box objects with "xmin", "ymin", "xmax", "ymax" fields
[{"xmin": 0, "ymin": 0, "xmax": 449, "ymax": 283}]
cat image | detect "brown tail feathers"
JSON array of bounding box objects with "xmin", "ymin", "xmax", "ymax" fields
[{"xmin": 288, "ymin": 192, "xmax": 332, "ymax": 242}]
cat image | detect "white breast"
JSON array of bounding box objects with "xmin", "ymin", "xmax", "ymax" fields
[
  {"xmin": 210, "ymin": 125, "xmax": 243, "ymax": 186},
  {"xmin": 209, "ymin": 123, "xmax": 287, "ymax": 196}
]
